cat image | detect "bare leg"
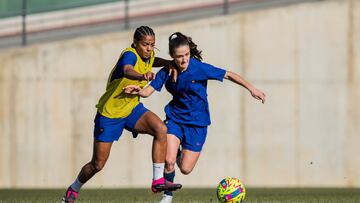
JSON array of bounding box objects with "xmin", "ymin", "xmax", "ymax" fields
[
  {"xmin": 164, "ymin": 134, "xmax": 201, "ymax": 175},
  {"xmin": 161, "ymin": 134, "xmax": 198, "ymax": 201},
  {"xmin": 134, "ymin": 111, "xmax": 167, "ymax": 163},
  {"xmin": 178, "ymin": 149, "xmax": 201, "ymax": 175},
  {"xmin": 62, "ymin": 140, "xmax": 113, "ymax": 202},
  {"xmin": 77, "ymin": 140, "xmax": 113, "ymax": 183},
  {"xmin": 134, "ymin": 111, "xmax": 182, "ymax": 193},
  {"xmin": 164, "ymin": 134, "xmax": 181, "ymax": 173}
]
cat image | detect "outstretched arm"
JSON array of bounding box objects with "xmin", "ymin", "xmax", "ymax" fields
[
  {"xmin": 123, "ymin": 85, "xmax": 156, "ymax": 98},
  {"xmin": 224, "ymin": 71, "xmax": 266, "ymax": 103}
]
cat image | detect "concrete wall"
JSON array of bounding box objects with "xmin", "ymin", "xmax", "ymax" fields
[{"xmin": 0, "ymin": 0, "xmax": 359, "ymax": 188}]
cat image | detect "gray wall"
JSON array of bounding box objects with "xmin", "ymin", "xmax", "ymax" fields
[{"xmin": 0, "ymin": 0, "xmax": 359, "ymax": 188}]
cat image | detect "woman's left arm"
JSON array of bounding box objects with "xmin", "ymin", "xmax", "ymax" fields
[{"xmin": 224, "ymin": 71, "xmax": 266, "ymax": 103}]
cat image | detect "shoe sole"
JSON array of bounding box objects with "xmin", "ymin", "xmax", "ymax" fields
[{"xmin": 154, "ymin": 184, "xmax": 182, "ymax": 192}]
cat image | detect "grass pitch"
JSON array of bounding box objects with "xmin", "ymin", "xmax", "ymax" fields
[{"xmin": 0, "ymin": 188, "xmax": 359, "ymax": 203}]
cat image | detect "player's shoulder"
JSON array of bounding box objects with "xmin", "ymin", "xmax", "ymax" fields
[
  {"xmin": 190, "ymin": 57, "xmax": 202, "ymax": 65},
  {"xmin": 190, "ymin": 58, "xmax": 207, "ymax": 72},
  {"xmin": 122, "ymin": 50, "xmax": 137, "ymax": 58},
  {"xmin": 119, "ymin": 50, "xmax": 137, "ymax": 65},
  {"xmin": 192, "ymin": 57, "xmax": 209, "ymax": 68}
]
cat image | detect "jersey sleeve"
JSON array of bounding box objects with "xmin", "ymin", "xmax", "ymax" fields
[
  {"xmin": 150, "ymin": 67, "xmax": 169, "ymax": 91},
  {"xmin": 200, "ymin": 62, "xmax": 226, "ymax": 81},
  {"xmin": 116, "ymin": 51, "xmax": 137, "ymax": 68},
  {"xmin": 109, "ymin": 51, "xmax": 137, "ymax": 82}
]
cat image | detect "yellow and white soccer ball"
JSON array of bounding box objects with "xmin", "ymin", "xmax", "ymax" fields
[{"xmin": 217, "ymin": 177, "xmax": 246, "ymax": 203}]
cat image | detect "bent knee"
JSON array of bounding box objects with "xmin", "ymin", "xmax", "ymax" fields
[
  {"xmin": 155, "ymin": 123, "xmax": 167, "ymax": 135},
  {"xmin": 153, "ymin": 124, "xmax": 167, "ymax": 140},
  {"xmin": 180, "ymin": 167, "xmax": 193, "ymax": 175},
  {"xmin": 91, "ymin": 160, "xmax": 106, "ymax": 172},
  {"xmin": 165, "ymin": 159, "xmax": 176, "ymax": 171},
  {"xmin": 165, "ymin": 159, "xmax": 176, "ymax": 167}
]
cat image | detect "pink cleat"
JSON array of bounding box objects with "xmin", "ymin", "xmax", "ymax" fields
[
  {"xmin": 151, "ymin": 177, "xmax": 182, "ymax": 193},
  {"xmin": 61, "ymin": 186, "xmax": 78, "ymax": 203}
]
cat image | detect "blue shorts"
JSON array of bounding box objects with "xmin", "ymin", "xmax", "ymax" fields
[
  {"xmin": 94, "ymin": 103, "xmax": 149, "ymax": 142},
  {"xmin": 165, "ymin": 119, "xmax": 208, "ymax": 152}
]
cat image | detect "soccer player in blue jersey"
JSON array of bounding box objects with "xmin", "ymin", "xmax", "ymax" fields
[
  {"xmin": 62, "ymin": 26, "xmax": 181, "ymax": 203},
  {"xmin": 123, "ymin": 32, "xmax": 266, "ymax": 203}
]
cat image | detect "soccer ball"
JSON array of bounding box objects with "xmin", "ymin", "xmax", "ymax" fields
[{"xmin": 217, "ymin": 177, "xmax": 246, "ymax": 203}]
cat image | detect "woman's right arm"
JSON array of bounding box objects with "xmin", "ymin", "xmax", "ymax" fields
[
  {"xmin": 123, "ymin": 85, "xmax": 156, "ymax": 98},
  {"xmin": 123, "ymin": 64, "xmax": 155, "ymax": 81}
]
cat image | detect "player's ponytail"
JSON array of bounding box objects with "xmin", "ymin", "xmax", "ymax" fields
[{"xmin": 169, "ymin": 32, "xmax": 203, "ymax": 61}]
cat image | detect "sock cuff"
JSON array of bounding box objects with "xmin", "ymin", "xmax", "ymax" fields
[
  {"xmin": 164, "ymin": 171, "xmax": 175, "ymax": 175},
  {"xmin": 77, "ymin": 178, "xmax": 83, "ymax": 184},
  {"xmin": 153, "ymin": 163, "xmax": 165, "ymax": 180},
  {"xmin": 154, "ymin": 163, "xmax": 165, "ymax": 167}
]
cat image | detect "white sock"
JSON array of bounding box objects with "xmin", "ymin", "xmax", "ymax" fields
[
  {"xmin": 70, "ymin": 178, "xmax": 84, "ymax": 192},
  {"xmin": 160, "ymin": 194, "xmax": 173, "ymax": 203},
  {"xmin": 153, "ymin": 163, "xmax": 165, "ymax": 180}
]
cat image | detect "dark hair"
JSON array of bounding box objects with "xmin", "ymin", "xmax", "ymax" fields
[
  {"xmin": 131, "ymin": 26, "xmax": 155, "ymax": 48},
  {"xmin": 168, "ymin": 32, "xmax": 202, "ymax": 61}
]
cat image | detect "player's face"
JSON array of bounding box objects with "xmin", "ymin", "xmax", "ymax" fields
[
  {"xmin": 172, "ymin": 45, "xmax": 190, "ymax": 71},
  {"xmin": 134, "ymin": 35, "xmax": 155, "ymax": 60}
]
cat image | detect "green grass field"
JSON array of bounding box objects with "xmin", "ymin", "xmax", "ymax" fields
[{"xmin": 0, "ymin": 188, "xmax": 360, "ymax": 203}]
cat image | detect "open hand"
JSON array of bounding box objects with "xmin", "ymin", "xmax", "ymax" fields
[
  {"xmin": 250, "ymin": 88, "xmax": 266, "ymax": 104},
  {"xmin": 123, "ymin": 85, "xmax": 142, "ymax": 95}
]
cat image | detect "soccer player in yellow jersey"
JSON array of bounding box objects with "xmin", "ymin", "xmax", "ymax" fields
[{"xmin": 62, "ymin": 26, "xmax": 181, "ymax": 203}]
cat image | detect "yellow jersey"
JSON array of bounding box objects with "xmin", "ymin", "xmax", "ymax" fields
[{"xmin": 96, "ymin": 48, "xmax": 154, "ymax": 118}]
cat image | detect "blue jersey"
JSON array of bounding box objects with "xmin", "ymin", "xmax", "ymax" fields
[{"xmin": 150, "ymin": 57, "xmax": 226, "ymax": 126}]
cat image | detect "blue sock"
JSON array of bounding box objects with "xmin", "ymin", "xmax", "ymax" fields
[{"xmin": 164, "ymin": 171, "xmax": 175, "ymax": 196}]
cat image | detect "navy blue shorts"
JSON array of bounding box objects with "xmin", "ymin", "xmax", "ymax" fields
[
  {"xmin": 94, "ymin": 103, "xmax": 149, "ymax": 142},
  {"xmin": 165, "ymin": 119, "xmax": 208, "ymax": 152}
]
